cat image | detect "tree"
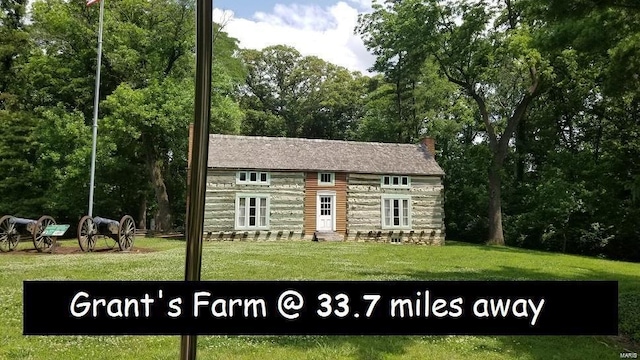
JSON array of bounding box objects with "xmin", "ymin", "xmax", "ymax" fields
[
  {"xmin": 240, "ymin": 45, "xmax": 366, "ymax": 140},
  {"xmin": 210, "ymin": 24, "xmax": 245, "ymax": 135},
  {"xmin": 240, "ymin": 45, "xmax": 310, "ymax": 137},
  {"xmin": 0, "ymin": 0, "xmax": 35, "ymax": 216},
  {"xmin": 101, "ymin": 79, "xmax": 192, "ymax": 231},
  {"xmin": 358, "ymin": 0, "xmax": 550, "ymax": 244},
  {"xmin": 30, "ymin": 106, "xmax": 93, "ymax": 221},
  {"xmin": 300, "ymin": 65, "xmax": 367, "ymax": 140},
  {"xmin": 23, "ymin": 0, "xmax": 198, "ymax": 230},
  {"xmin": 0, "ymin": 0, "xmax": 29, "ymax": 108},
  {"xmin": 520, "ymin": 0, "xmax": 640, "ymax": 260},
  {"xmin": 356, "ymin": 76, "xmax": 403, "ymax": 142},
  {"xmin": 0, "ymin": 0, "xmax": 248, "ymax": 230},
  {"xmin": 0, "ymin": 111, "xmax": 42, "ymax": 217}
]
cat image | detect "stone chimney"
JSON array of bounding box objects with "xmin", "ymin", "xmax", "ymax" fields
[{"xmin": 421, "ymin": 137, "xmax": 436, "ymax": 158}]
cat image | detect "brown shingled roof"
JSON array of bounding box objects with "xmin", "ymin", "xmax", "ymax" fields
[{"xmin": 207, "ymin": 134, "xmax": 445, "ymax": 176}]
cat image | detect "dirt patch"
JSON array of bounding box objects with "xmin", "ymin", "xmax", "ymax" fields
[{"xmin": 0, "ymin": 244, "xmax": 156, "ymax": 255}]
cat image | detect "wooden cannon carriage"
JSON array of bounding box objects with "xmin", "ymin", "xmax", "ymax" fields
[
  {"xmin": 77, "ymin": 215, "xmax": 135, "ymax": 252},
  {"xmin": 0, "ymin": 215, "xmax": 57, "ymax": 252}
]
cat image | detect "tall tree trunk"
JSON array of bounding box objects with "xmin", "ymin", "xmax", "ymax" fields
[
  {"xmin": 143, "ymin": 135, "xmax": 172, "ymax": 232},
  {"xmin": 467, "ymin": 91, "xmax": 507, "ymax": 246},
  {"xmin": 138, "ymin": 197, "xmax": 147, "ymax": 230},
  {"xmin": 437, "ymin": 55, "xmax": 539, "ymax": 247},
  {"xmin": 141, "ymin": 131, "xmax": 172, "ymax": 231},
  {"xmin": 515, "ymin": 115, "xmax": 526, "ymax": 183},
  {"xmin": 487, "ymin": 160, "xmax": 505, "ymax": 245},
  {"xmin": 148, "ymin": 157, "xmax": 172, "ymax": 232}
]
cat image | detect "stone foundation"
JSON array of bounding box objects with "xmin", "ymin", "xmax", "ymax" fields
[
  {"xmin": 203, "ymin": 229, "xmax": 445, "ymax": 245},
  {"xmin": 204, "ymin": 230, "xmax": 308, "ymax": 241},
  {"xmin": 344, "ymin": 229, "xmax": 444, "ymax": 245}
]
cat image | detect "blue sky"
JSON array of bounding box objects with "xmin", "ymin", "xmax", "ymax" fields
[
  {"xmin": 215, "ymin": 0, "xmax": 348, "ymax": 19},
  {"xmin": 212, "ymin": 0, "xmax": 375, "ymax": 74}
]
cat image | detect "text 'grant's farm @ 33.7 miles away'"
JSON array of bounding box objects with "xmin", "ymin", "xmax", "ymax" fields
[{"xmin": 23, "ymin": 280, "xmax": 617, "ymax": 336}]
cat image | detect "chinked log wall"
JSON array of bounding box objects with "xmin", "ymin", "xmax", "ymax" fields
[
  {"xmin": 203, "ymin": 170, "xmax": 445, "ymax": 244},
  {"xmin": 346, "ymin": 174, "xmax": 445, "ymax": 245},
  {"xmin": 204, "ymin": 170, "xmax": 307, "ymax": 240}
]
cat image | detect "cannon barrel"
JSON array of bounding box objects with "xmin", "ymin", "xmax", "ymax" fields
[
  {"xmin": 8, "ymin": 217, "xmax": 37, "ymax": 234},
  {"xmin": 77, "ymin": 215, "xmax": 135, "ymax": 252},
  {"xmin": 93, "ymin": 216, "xmax": 120, "ymax": 235}
]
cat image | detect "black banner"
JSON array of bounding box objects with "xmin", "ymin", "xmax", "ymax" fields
[{"xmin": 23, "ymin": 280, "xmax": 617, "ymax": 335}]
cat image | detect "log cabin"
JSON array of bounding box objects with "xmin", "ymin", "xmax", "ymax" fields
[{"xmin": 189, "ymin": 131, "xmax": 445, "ymax": 244}]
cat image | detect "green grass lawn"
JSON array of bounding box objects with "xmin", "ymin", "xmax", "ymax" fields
[{"xmin": 1, "ymin": 238, "xmax": 639, "ymax": 359}]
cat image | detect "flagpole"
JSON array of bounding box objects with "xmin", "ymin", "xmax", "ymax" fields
[{"xmin": 88, "ymin": 0, "xmax": 105, "ymax": 218}]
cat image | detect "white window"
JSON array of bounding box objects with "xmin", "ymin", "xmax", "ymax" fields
[
  {"xmin": 381, "ymin": 175, "xmax": 410, "ymax": 188},
  {"xmin": 236, "ymin": 171, "xmax": 270, "ymax": 185},
  {"xmin": 318, "ymin": 172, "xmax": 335, "ymax": 186},
  {"xmin": 235, "ymin": 194, "xmax": 269, "ymax": 230},
  {"xmin": 381, "ymin": 195, "xmax": 411, "ymax": 229}
]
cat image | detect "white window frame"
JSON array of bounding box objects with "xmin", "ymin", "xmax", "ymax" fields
[
  {"xmin": 318, "ymin": 172, "xmax": 335, "ymax": 186},
  {"xmin": 236, "ymin": 171, "xmax": 270, "ymax": 185},
  {"xmin": 381, "ymin": 194, "xmax": 412, "ymax": 230},
  {"xmin": 235, "ymin": 193, "xmax": 270, "ymax": 230},
  {"xmin": 381, "ymin": 175, "xmax": 411, "ymax": 189}
]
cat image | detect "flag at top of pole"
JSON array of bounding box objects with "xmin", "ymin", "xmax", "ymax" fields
[{"xmin": 86, "ymin": 0, "xmax": 101, "ymax": 6}]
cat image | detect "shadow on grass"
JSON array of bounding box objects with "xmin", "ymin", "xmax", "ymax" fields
[
  {"xmin": 473, "ymin": 241, "xmax": 632, "ymax": 262},
  {"xmin": 257, "ymin": 259, "xmax": 640, "ymax": 360},
  {"xmin": 268, "ymin": 335, "xmax": 414, "ymax": 360},
  {"xmin": 447, "ymin": 240, "xmax": 596, "ymax": 259},
  {"xmin": 357, "ymin": 263, "xmax": 640, "ymax": 357}
]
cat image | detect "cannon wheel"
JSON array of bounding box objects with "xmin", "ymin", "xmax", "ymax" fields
[
  {"xmin": 0, "ymin": 215, "xmax": 20, "ymax": 252},
  {"xmin": 104, "ymin": 234, "xmax": 118, "ymax": 249},
  {"xmin": 104, "ymin": 237, "xmax": 118, "ymax": 249},
  {"xmin": 33, "ymin": 215, "xmax": 56, "ymax": 253},
  {"xmin": 118, "ymin": 215, "xmax": 135, "ymax": 252},
  {"xmin": 77, "ymin": 216, "xmax": 97, "ymax": 252}
]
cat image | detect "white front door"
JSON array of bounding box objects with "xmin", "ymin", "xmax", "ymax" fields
[{"xmin": 316, "ymin": 193, "xmax": 334, "ymax": 231}]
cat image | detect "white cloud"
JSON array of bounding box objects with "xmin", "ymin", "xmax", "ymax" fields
[
  {"xmin": 254, "ymin": 4, "xmax": 337, "ymax": 31},
  {"xmin": 346, "ymin": 0, "xmax": 373, "ymax": 11},
  {"xmin": 213, "ymin": 2, "xmax": 376, "ymax": 75}
]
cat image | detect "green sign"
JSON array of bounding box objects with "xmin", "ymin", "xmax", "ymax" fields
[{"xmin": 42, "ymin": 225, "xmax": 70, "ymax": 237}]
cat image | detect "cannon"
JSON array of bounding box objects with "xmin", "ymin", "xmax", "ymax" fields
[
  {"xmin": 77, "ymin": 215, "xmax": 135, "ymax": 252},
  {"xmin": 0, "ymin": 215, "xmax": 57, "ymax": 253}
]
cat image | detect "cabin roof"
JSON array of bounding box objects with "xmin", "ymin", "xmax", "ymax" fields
[{"xmin": 206, "ymin": 134, "xmax": 445, "ymax": 176}]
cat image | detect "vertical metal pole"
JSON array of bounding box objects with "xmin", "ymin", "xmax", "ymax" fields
[
  {"xmin": 180, "ymin": 0, "xmax": 212, "ymax": 358},
  {"xmin": 88, "ymin": 0, "xmax": 105, "ymax": 218}
]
